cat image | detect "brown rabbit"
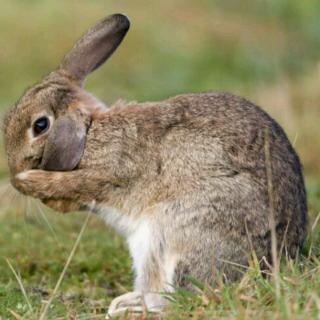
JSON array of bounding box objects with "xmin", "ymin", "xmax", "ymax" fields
[{"xmin": 3, "ymin": 14, "xmax": 307, "ymax": 317}]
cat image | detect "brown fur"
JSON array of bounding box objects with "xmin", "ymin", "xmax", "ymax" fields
[{"xmin": 3, "ymin": 13, "xmax": 307, "ymax": 315}]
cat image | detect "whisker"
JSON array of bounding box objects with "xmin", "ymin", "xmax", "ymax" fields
[
  {"xmin": 26, "ymin": 196, "xmax": 41, "ymax": 225},
  {"xmin": 24, "ymin": 195, "xmax": 30, "ymax": 219},
  {"xmin": 20, "ymin": 195, "xmax": 30, "ymax": 236},
  {"xmin": 0, "ymin": 183, "xmax": 20, "ymax": 215},
  {"xmin": 34, "ymin": 200, "xmax": 59, "ymax": 244},
  {"xmin": 0, "ymin": 180, "xmax": 14, "ymax": 202},
  {"xmin": 0, "ymin": 182, "xmax": 11, "ymax": 198},
  {"xmin": 25, "ymin": 196, "xmax": 34, "ymax": 222}
]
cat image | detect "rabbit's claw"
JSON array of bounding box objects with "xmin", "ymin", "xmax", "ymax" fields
[
  {"xmin": 107, "ymin": 292, "xmax": 144, "ymax": 319},
  {"xmin": 107, "ymin": 292, "xmax": 162, "ymax": 319}
]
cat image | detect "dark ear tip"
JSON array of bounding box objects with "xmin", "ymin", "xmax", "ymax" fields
[{"xmin": 108, "ymin": 13, "xmax": 130, "ymax": 31}]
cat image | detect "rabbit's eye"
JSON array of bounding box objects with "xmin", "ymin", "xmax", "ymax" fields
[{"xmin": 33, "ymin": 116, "xmax": 50, "ymax": 136}]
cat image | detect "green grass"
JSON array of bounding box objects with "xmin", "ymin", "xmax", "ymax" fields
[
  {"xmin": 0, "ymin": 205, "xmax": 132, "ymax": 319},
  {"xmin": 0, "ymin": 177, "xmax": 319, "ymax": 319},
  {"xmin": 1, "ymin": 0, "xmax": 320, "ymax": 319}
]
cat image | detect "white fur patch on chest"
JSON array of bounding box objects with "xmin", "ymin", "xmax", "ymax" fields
[
  {"xmin": 94, "ymin": 204, "xmax": 152, "ymax": 276},
  {"xmin": 93, "ymin": 204, "xmax": 178, "ymax": 291},
  {"xmin": 94, "ymin": 205, "xmax": 140, "ymax": 237}
]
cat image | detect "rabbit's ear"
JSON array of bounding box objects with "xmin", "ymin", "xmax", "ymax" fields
[
  {"xmin": 60, "ymin": 13, "xmax": 130, "ymax": 83},
  {"xmin": 40, "ymin": 113, "xmax": 86, "ymax": 171}
]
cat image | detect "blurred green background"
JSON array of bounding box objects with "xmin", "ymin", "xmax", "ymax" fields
[
  {"xmin": 0, "ymin": 1, "xmax": 320, "ymax": 318},
  {"xmin": 0, "ymin": 0, "xmax": 320, "ymax": 177}
]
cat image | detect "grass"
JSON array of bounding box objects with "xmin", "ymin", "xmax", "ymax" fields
[
  {"xmin": 0, "ymin": 203, "xmax": 132, "ymax": 319},
  {"xmin": 1, "ymin": 0, "xmax": 320, "ymax": 319},
  {"xmin": 0, "ymin": 180, "xmax": 319, "ymax": 319}
]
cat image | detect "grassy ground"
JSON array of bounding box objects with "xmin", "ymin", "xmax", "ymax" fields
[
  {"xmin": 0, "ymin": 179, "xmax": 319, "ymax": 319},
  {"xmin": 1, "ymin": 0, "xmax": 320, "ymax": 319},
  {"xmin": 0, "ymin": 200, "xmax": 131, "ymax": 319}
]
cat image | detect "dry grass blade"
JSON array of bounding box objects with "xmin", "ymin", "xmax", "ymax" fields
[
  {"xmin": 6, "ymin": 259, "xmax": 34, "ymax": 315},
  {"xmin": 218, "ymin": 258, "xmax": 272, "ymax": 276},
  {"xmin": 292, "ymin": 132, "xmax": 299, "ymax": 147},
  {"xmin": 308, "ymin": 212, "xmax": 320, "ymax": 258},
  {"xmin": 7, "ymin": 309, "xmax": 23, "ymax": 320},
  {"xmin": 77, "ymin": 314, "xmax": 108, "ymax": 320},
  {"xmin": 264, "ymin": 128, "xmax": 280, "ymax": 300},
  {"xmin": 39, "ymin": 211, "xmax": 91, "ymax": 320},
  {"xmin": 311, "ymin": 212, "xmax": 320, "ymax": 233}
]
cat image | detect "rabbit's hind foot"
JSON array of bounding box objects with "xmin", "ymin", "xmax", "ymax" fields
[{"xmin": 106, "ymin": 291, "xmax": 165, "ymax": 318}]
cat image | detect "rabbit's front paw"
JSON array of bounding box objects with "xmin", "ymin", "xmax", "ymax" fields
[
  {"xmin": 14, "ymin": 170, "xmax": 82, "ymax": 213},
  {"xmin": 14, "ymin": 169, "xmax": 65, "ymax": 200},
  {"xmin": 107, "ymin": 292, "xmax": 164, "ymax": 319},
  {"xmin": 14, "ymin": 170, "xmax": 49, "ymax": 197}
]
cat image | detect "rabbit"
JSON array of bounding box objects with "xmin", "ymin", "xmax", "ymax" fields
[{"xmin": 3, "ymin": 13, "xmax": 307, "ymax": 318}]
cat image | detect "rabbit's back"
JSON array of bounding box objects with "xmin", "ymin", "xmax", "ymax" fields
[
  {"xmin": 82, "ymin": 92, "xmax": 307, "ymax": 280},
  {"xmin": 153, "ymin": 92, "xmax": 306, "ymax": 282},
  {"xmin": 164, "ymin": 93, "xmax": 306, "ymax": 250}
]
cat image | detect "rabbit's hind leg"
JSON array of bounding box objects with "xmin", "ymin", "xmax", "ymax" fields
[{"xmin": 107, "ymin": 216, "xmax": 174, "ymax": 318}]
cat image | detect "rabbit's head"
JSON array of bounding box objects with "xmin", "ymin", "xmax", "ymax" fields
[{"xmin": 3, "ymin": 14, "xmax": 130, "ymax": 175}]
